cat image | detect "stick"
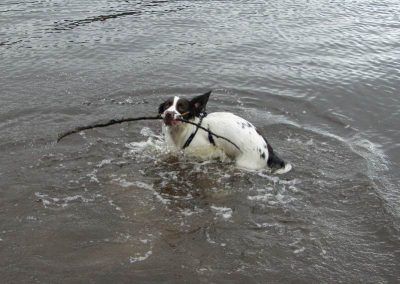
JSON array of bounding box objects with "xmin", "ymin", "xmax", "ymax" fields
[
  {"xmin": 57, "ymin": 115, "xmax": 242, "ymax": 152},
  {"xmin": 57, "ymin": 115, "xmax": 162, "ymax": 142}
]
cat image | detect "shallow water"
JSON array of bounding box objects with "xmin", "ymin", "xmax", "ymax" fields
[{"xmin": 1, "ymin": 0, "xmax": 400, "ymax": 282}]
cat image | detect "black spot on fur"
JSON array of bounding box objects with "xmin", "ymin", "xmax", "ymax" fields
[
  {"xmin": 256, "ymin": 129, "xmax": 286, "ymax": 170},
  {"xmin": 260, "ymin": 152, "xmax": 266, "ymax": 159},
  {"xmin": 208, "ymin": 131, "xmax": 215, "ymax": 146},
  {"xmin": 267, "ymin": 143, "xmax": 285, "ymax": 169}
]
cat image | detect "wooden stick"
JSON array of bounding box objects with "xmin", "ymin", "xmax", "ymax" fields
[
  {"xmin": 57, "ymin": 115, "xmax": 162, "ymax": 142},
  {"xmin": 57, "ymin": 115, "xmax": 242, "ymax": 152}
]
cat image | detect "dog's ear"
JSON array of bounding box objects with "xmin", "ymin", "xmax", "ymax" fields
[
  {"xmin": 190, "ymin": 91, "xmax": 211, "ymax": 116},
  {"xmin": 159, "ymin": 97, "xmax": 174, "ymax": 114},
  {"xmin": 158, "ymin": 102, "xmax": 166, "ymax": 114}
]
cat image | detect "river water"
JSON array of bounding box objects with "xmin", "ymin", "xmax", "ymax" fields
[{"xmin": 1, "ymin": 0, "xmax": 399, "ymax": 282}]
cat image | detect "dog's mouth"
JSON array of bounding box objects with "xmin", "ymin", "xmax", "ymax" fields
[{"xmin": 163, "ymin": 117, "xmax": 182, "ymax": 126}]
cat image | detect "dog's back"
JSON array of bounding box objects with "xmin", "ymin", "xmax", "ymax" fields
[{"xmin": 179, "ymin": 112, "xmax": 291, "ymax": 173}]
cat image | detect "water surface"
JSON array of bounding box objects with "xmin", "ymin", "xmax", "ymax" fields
[{"xmin": 1, "ymin": 0, "xmax": 399, "ymax": 282}]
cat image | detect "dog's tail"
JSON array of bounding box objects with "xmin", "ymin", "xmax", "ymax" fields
[{"xmin": 266, "ymin": 143, "xmax": 292, "ymax": 174}]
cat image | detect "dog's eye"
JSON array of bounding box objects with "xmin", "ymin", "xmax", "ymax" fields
[{"xmin": 177, "ymin": 102, "xmax": 187, "ymax": 113}]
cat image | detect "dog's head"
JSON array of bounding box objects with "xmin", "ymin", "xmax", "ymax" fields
[{"xmin": 158, "ymin": 91, "xmax": 211, "ymax": 126}]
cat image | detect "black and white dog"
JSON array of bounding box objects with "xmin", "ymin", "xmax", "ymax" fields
[{"xmin": 158, "ymin": 91, "xmax": 292, "ymax": 174}]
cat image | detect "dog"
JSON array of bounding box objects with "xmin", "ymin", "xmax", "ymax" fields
[{"xmin": 158, "ymin": 91, "xmax": 292, "ymax": 174}]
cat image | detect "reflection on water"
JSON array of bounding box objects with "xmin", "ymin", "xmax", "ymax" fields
[{"xmin": 1, "ymin": 0, "xmax": 400, "ymax": 282}]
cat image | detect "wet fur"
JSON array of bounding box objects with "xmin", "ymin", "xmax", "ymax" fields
[{"xmin": 158, "ymin": 91, "xmax": 291, "ymax": 173}]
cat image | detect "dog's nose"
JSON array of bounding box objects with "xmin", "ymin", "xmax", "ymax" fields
[{"xmin": 165, "ymin": 112, "xmax": 174, "ymax": 119}]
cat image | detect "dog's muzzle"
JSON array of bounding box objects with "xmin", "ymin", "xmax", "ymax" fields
[{"xmin": 163, "ymin": 111, "xmax": 182, "ymax": 126}]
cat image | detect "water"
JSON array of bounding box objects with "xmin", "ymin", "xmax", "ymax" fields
[{"xmin": 1, "ymin": 0, "xmax": 400, "ymax": 282}]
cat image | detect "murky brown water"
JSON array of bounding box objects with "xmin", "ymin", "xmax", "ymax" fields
[{"xmin": 1, "ymin": 0, "xmax": 399, "ymax": 282}]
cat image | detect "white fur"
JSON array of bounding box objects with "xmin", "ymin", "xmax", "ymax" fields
[{"xmin": 162, "ymin": 96, "xmax": 181, "ymax": 120}]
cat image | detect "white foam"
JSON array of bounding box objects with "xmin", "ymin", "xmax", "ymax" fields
[
  {"xmin": 87, "ymin": 169, "xmax": 99, "ymax": 183},
  {"xmin": 294, "ymin": 247, "xmax": 306, "ymax": 254},
  {"xmin": 247, "ymin": 185, "xmax": 295, "ymax": 205},
  {"xmin": 247, "ymin": 193, "xmax": 273, "ymax": 202},
  {"xmin": 140, "ymin": 127, "xmax": 156, "ymax": 137},
  {"xmin": 132, "ymin": 181, "xmax": 170, "ymax": 205},
  {"xmin": 108, "ymin": 200, "xmax": 122, "ymax": 211},
  {"xmin": 125, "ymin": 139, "xmax": 153, "ymax": 153},
  {"xmin": 274, "ymin": 163, "xmax": 292, "ymax": 175},
  {"xmin": 348, "ymin": 135, "xmax": 388, "ymax": 171},
  {"xmin": 113, "ymin": 178, "xmax": 137, "ymax": 188},
  {"xmin": 153, "ymin": 192, "xmax": 170, "ymax": 205},
  {"xmin": 97, "ymin": 159, "xmax": 112, "ymax": 168},
  {"xmin": 211, "ymin": 205, "xmax": 233, "ymax": 219},
  {"xmin": 124, "ymin": 97, "xmax": 134, "ymax": 104},
  {"xmin": 181, "ymin": 208, "xmax": 196, "ymax": 216},
  {"xmin": 129, "ymin": 250, "xmax": 152, "ymax": 263},
  {"xmin": 35, "ymin": 192, "xmax": 95, "ymax": 208},
  {"xmin": 63, "ymin": 195, "xmax": 93, "ymax": 203},
  {"xmin": 206, "ymin": 229, "xmax": 216, "ymax": 244},
  {"xmin": 132, "ymin": 181, "xmax": 154, "ymax": 190},
  {"xmin": 253, "ymin": 221, "xmax": 279, "ymax": 229},
  {"xmin": 26, "ymin": 216, "xmax": 38, "ymax": 221}
]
